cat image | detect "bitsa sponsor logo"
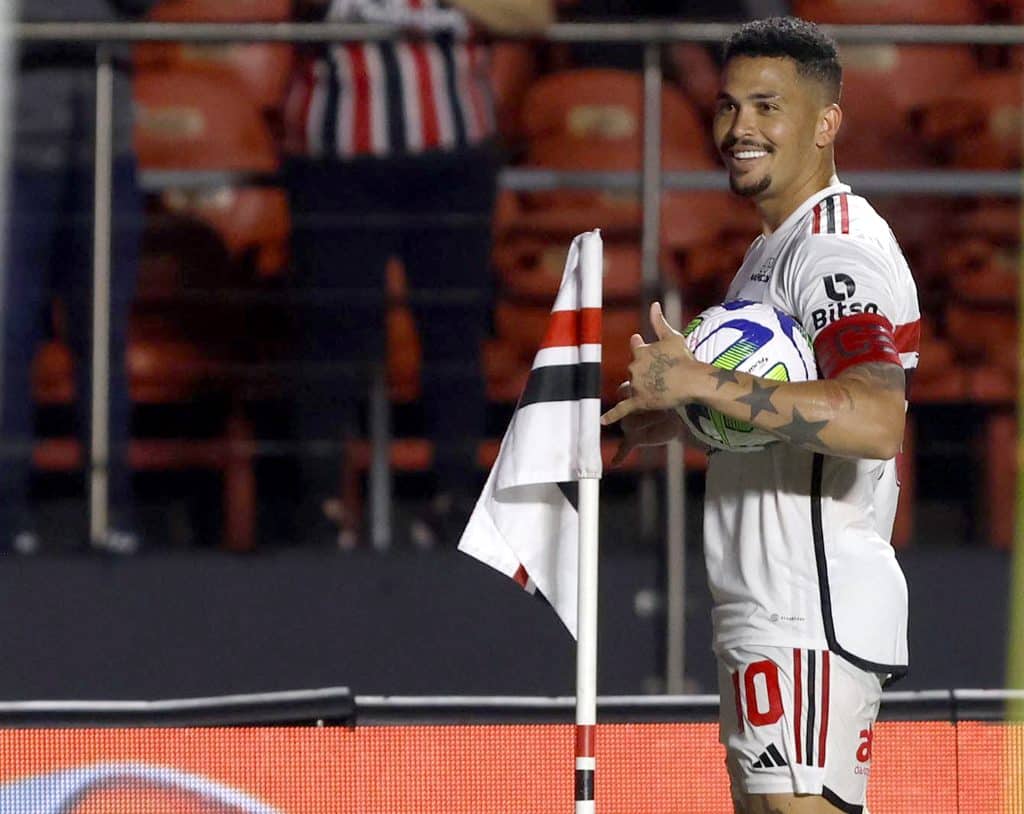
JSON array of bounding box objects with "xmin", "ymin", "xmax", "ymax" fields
[{"xmin": 812, "ymin": 273, "xmax": 877, "ymax": 329}]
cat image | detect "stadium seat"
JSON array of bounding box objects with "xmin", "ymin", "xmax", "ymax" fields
[
  {"xmin": 912, "ymin": 71, "xmax": 1022, "ymax": 169},
  {"xmin": 158, "ymin": 186, "xmax": 290, "ymax": 278},
  {"xmin": 148, "ymin": 0, "xmax": 290, "ymax": 21},
  {"xmin": 135, "ymin": 43, "xmax": 294, "ymax": 113},
  {"xmin": 521, "ymin": 68, "xmax": 713, "ymax": 162},
  {"xmin": 496, "ymin": 239, "xmax": 655, "ymax": 303},
  {"xmin": 483, "ymin": 337, "xmax": 528, "ymax": 403},
  {"xmin": 983, "ymin": 410, "xmax": 1016, "ymax": 549},
  {"xmin": 945, "ymin": 303, "xmax": 1017, "ymax": 385},
  {"xmin": 31, "ymin": 333, "xmax": 257, "ymax": 551},
  {"xmin": 490, "ymin": 42, "xmax": 540, "ymax": 148},
  {"xmin": 134, "ymin": 66, "xmax": 279, "ymax": 173},
  {"xmin": 794, "ymin": 0, "xmax": 980, "ymax": 23},
  {"xmin": 837, "ymin": 45, "xmax": 978, "ymax": 169},
  {"xmin": 385, "ymin": 258, "xmax": 423, "ymax": 404}
]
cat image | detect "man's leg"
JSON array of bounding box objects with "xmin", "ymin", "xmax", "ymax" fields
[
  {"xmin": 0, "ymin": 166, "xmax": 58, "ymax": 550},
  {"xmin": 398, "ymin": 146, "xmax": 497, "ymax": 545},
  {"xmin": 284, "ymin": 157, "xmax": 393, "ymax": 544}
]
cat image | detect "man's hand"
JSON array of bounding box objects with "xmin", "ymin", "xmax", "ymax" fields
[
  {"xmin": 609, "ymin": 382, "xmax": 686, "ymax": 465},
  {"xmin": 601, "ymin": 301, "xmax": 704, "ymax": 427}
]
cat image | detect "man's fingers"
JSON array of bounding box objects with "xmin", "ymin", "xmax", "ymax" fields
[
  {"xmin": 610, "ymin": 439, "xmax": 634, "ymax": 466},
  {"xmin": 600, "ymin": 399, "xmax": 637, "ymax": 426},
  {"xmin": 630, "ymin": 333, "xmax": 645, "ymax": 351},
  {"xmin": 649, "ymin": 301, "xmax": 678, "ymax": 341},
  {"xmin": 617, "ymin": 380, "xmax": 632, "ymax": 398}
]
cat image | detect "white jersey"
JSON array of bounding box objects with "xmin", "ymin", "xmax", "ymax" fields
[{"xmin": 705, "ymin": 180, "xmax": 920, "ymax": 679}]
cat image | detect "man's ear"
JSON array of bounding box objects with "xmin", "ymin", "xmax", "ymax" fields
[{"xmin": 816, "ymin": 103, "xmax": 842, "ymax": 148}]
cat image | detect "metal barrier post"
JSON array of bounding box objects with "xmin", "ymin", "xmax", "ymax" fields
[
  {"xmin": 638, "ymin": 42, "xmax": 663, "ymax": 549},
  {"xmin": 89, "ymin": 46, "xmax": 115, "ymax": 547},
  {"xmin": 369, "ymin": 364, "xmax": 392, "ymax": 550}
]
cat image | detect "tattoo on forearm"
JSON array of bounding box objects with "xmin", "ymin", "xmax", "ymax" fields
[
  {"xmin": 772, "ymin": 406, "xmax": 830, "ymax": 448},
  {"xmin": 849, "ymin": 362, "xmax": 906, "ymax": 393},
  {"xmin": 710, "ymin": 368, "xmax": 741, "ymax": 390},
  {"xmin": 643, "ymin": 349, "xmax": 679, "ymax": 394},
  {"xmin": 734, "ymin": 378, "xmax": 781, "ymax": 421}
]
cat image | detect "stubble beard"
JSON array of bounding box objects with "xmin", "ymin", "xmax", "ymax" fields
[{"xmin": 729, "ymin": 172, "xmax": 772, "ymax": 198}]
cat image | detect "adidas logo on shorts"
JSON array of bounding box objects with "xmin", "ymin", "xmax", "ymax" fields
[{"xmin": 751, "ymin": 743, "xmax": 788, "ymax": 769}]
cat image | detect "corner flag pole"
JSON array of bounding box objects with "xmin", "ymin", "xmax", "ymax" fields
[{"xmin": 574, "ymin": 231, "xmax": 602, "ymax": 814}]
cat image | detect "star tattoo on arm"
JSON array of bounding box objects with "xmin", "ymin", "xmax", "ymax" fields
[
  {"xmin": 734, "ymin": 378, "xmax": 781, "ymax": 421},
  {"xmin": 709, "ymin": 368, "xmax": 741, "ymax": 391},
  {"xmin": 772, "ymin": 406, "xmax": 830, "ymax": 448}
]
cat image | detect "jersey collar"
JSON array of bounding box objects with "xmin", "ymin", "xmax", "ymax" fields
[{"xmin": 762, "ymin": 177, "xmax": 852, "ymax": 239}]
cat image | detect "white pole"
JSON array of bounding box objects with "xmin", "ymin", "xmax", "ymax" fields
[
  {"xmin": 574, "ymin": 229, "xmax": 602, "ymax": 814},
  {"xmin": 663, "ymin": 289, "xmax": 687, "ymax": 693},
  {"xmin": 575, "ymin": 477, "xmax": 599, "ymax": 814}
]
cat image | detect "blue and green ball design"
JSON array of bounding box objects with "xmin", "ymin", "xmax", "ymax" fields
[{"xmin": 680, "ymin": 300, "xmax": 817, "ymax": 452}]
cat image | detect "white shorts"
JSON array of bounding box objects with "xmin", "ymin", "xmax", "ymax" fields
[{"xmin": 717, "ymin": 645, "xmax": 882, "ymax": 812}]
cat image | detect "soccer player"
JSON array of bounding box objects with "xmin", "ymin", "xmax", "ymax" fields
[{"xmin": 601, "ymin": 17, "xmax": 920, "ymax": 814}]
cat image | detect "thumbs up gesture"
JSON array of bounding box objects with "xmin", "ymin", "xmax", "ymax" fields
[{"xmin": 601, "ymin": 301, "xmax": 697, "ymax": 427}]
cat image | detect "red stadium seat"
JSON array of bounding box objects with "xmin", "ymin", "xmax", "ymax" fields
[
  {"xmin": 837, "ymin": 45, "xmax": 978, "ymax": 168},
  {"xmin": 982, "ymin": 410, "xmax": 1016, "ymax": 549},
  {"xmin": 522, "ymin": 69, "xmax": 712, "ymax": 161},
  {"xmin": 134, "ymin": 66, "xmax": 278, "ymax": 172},
  {"xmin": 913, "ymin": 72, "xmax": 1023, "ymax": 169},
  {"xmin": 794, "ymin": 0, "xmax": 980, "ymax": 23},
  {"xmin": 496, "ymin": 240, "xmax": 651, "ymax": 303},
  {"xmin": 31, "ymin": 333, "xmax": 257, "ymax": 551},
  {"xmin": 385, "ymin": 258, "xmax": 423, "ymax": 404},
  {"xmin": 158, "ymin": 186, "xmax": 290, "ymax": 278},
  {"xmin": 490, "ymin": 43, "xmax": 540, "ymax": 148},
  {"xmin": 135, "ymin": 43, "xmax": 294, "ymax": 113},
  {"xmin": 148, "ymin": 0, "xmax": 290, "ymax": 21}
]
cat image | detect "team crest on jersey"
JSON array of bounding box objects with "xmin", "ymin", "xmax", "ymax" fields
[{"xmin": 750, "ymin": 256, "xmax": 776, "ymax": 283}]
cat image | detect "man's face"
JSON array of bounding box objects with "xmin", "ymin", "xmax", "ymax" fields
[{"xmin": 713, "ymin": 56, "xmax": 828, "ymax": 203}]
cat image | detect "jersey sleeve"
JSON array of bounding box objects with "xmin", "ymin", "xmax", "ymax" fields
[{"xmin": 787, "ymin": 235, "xmax": 903, "ymax": 379}]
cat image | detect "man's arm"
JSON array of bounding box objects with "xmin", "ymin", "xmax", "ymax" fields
[
  {"xmin": 444, "ymin": 0, "xmax": 554, "ymax": 34},
  {"xmin": 601, "ymin": 302, "xmax": 907, "ymax": 461},
  {"xmin": 683, "ymin": 361, "xmax": 905, "ymax": 459}
]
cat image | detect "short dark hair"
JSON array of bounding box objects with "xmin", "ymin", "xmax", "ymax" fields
[{"xmin": 722, "ymin": 17, "xmax": 842, "ymax": 103}]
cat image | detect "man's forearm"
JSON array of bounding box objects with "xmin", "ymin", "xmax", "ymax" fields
[
  {"xmin": 684, "ymin": 362, "xmax": 907, "ymax": 459},
  {"xmin": 445, "ymin": 0, "xmax": 553, "ymax": 34}
]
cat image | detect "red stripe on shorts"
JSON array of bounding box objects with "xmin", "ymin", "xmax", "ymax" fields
[
  {"xmin": 818, "ymin": 651, "xmax": 831, "ymax": 768},
  {"xmin": 793, "ymin": 648, "xmax": 803, "ymax": 765},
  {"xmin": 732, "ymin": 670, "xmax": 744, "ymax": 734}
]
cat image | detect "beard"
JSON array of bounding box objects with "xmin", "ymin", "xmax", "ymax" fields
[{"xmin": 729, "ymin": 172, "xmax": 772, "ymax": 198}]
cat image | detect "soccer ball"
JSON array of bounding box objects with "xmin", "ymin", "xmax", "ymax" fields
[{"xmin": 679, "ymin": 300, "xmax": 817, "ymax": 452}]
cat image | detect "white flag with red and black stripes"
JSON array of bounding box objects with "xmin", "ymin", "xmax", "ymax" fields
[{"xmin": 458, "ymin": 231, "xmax": 603, "ymax": 639}]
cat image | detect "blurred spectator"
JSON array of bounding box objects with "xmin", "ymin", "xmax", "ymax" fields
[
  {"xmin": 1, "ymin": 1, "xmax": 156, "ymax": 553},
  {"xmin": 282, "ymin": 0, "xmax": 554, "ymax": 548}
]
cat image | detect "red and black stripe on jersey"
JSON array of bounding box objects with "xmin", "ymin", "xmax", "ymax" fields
[
  {"xmin": 285, "ymin": 38, "xmax": 493, "ymax": 158},
  {"xmin": 811, "ymin": 193, "xmax": 850, "ymax": 235}
]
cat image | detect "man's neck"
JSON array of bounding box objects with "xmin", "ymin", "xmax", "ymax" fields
[{"xmin": 758, "ymin": 166, "xmax": 838, "ymax": 235}]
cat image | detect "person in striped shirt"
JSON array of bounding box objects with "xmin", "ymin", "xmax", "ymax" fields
[
  {"xmin": 282, "ymin": 0, "xmax": 553, "ymax": 548},
  {"xmin": 603, "ymin": 17, "xmax": 920, "ymax": 814}
]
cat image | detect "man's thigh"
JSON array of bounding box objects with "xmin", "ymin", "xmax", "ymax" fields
[
  {"xmin": 738, "ymin": 791, "xmax": 868, "ymax": 813},
  {"xmin": 718, "ymin": 645, "xmax": 881, "ymax": 813}
]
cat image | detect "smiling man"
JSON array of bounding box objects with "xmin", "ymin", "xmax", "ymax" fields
[{"xmin": 601, "ymin": 17, "xmax": 922, "ymax": 814}]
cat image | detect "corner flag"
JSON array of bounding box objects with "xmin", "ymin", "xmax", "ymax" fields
[{"xmin": 458, "ymin": 230, "xmax": 603, "ymax": 639}]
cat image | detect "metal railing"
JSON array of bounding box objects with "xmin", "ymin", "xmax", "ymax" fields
[
  {"xmin": 10, "ymin": 21, "xmax": 1024, "ymax": 694},
  {"xmin": 0, "ymin": 688, "xmax": 1022, "ymax": 727}
]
